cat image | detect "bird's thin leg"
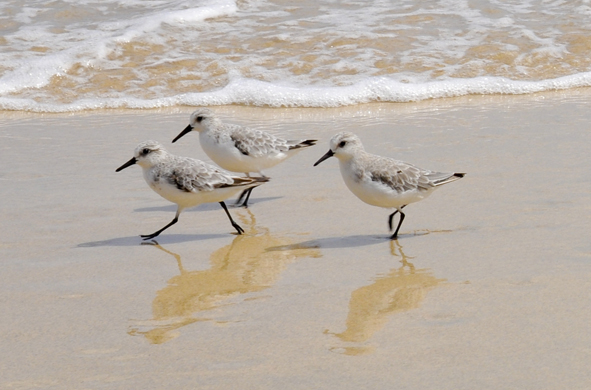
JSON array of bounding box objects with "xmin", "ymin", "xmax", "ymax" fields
[
  {"xmin": 236, "ymin": 171, "xmax": 266, "ymax": 208},
  {"xmin": 387, "ymin": 205, "xmax": 406, "ymax": 231},
  {"xmin": 219, "ymin": 201, "xmax": 244, "ymax": 234},
  {"xmin": 240, "ymin": 187, "xmax": 254, "ymax": 208},
  {"xmin": 235, "ymin": 187, "xmax": 254, "ymax": 208},
  {"xmin": 235, "ymin": 188, "xmax": 248, "ymax": 205},
  {"xmin": 388, "ymin": 211, "xmax": 399, "ymax": 231},
  {"xmin": 390, "ymin": 210, "xmax": 406, "ymax": 240},
  {"xmin": 141, "ymin": 208, "xmax": 182, "ymax": 240}
]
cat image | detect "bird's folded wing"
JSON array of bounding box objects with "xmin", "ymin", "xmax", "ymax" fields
[
  {"xmin": 165, "ymin": 157, "xmax": 234, "ymax": 192},
  {"xmin": 229, "ymin": 125, "xmax": 289, "ymax": 157},
  {"xmin": 367, "ymin": 157, "xmax": 434, "ymax": 192}
]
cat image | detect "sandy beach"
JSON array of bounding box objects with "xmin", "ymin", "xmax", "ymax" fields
[{"xmin": 1, "ymin": 91, "xmax": 591, "ymax": 389}]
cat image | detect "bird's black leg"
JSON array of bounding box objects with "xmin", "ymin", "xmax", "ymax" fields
[
  {"xmin": 388, "ymin": 211, "xmax": 399, "ymax": 231},
  {"xmin": 220, "ymin": 201, "xmax": 244, "ymax": 234},
  {"xmin": 141, "ymin": 214, "xmax": 180, "ymax": 240},
  {"xmin": 241, "ymin": 187, "xmax": 254, "ymax": 208},
  {"xmin": 390, "ymin": 210, "xmax": 406, "ymax": 240},
  {"xmin": 387, "ymin": 205, "xmax": 406, "ymax": 232},
  {"xmin": 235, "ymin": 188, "xmax": 248, "ymax": 205},
  {"xmin": 235, "ymin": 187, "xmax": 254, "ymax": 208},
  {"xmin": 388, "ymin": 205, "xmax": 407, "ymax": 240}
]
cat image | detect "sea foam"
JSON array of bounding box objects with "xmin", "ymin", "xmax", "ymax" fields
[
  {"xmin": 2, "ymin": 0, "xmax": 591, "ymax": 112},
  {"xmin": 3, "ymin": 73, "xmax": 591, "ymax": 112},
  {"xmin": 0, "ymin": 0, "xmax": 239, "ymax": 97}
]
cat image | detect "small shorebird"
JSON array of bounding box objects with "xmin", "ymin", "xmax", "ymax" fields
[
  {"xmin": 313, "ymin": 132, "xmax": 465, "ymax": 239},
  {"xmin": 172, "ymin": 108, "xmax": 317, "ymax": 207},
  {"xmin": 116, "ymin": 140, "xmax": 268, "ymax": 240}
]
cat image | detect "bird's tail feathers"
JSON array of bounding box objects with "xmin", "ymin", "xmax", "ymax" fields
[
  {"xmin": 228, "ymin": 175, "xmax": 270, "ymax": 188},
  {"xmin": 431, "ymin": 172, "xmax": 466, "ymax": 186},
  {"xmin": 251, "ymin": 176, "xmax": 271, "ymax": 184},
  {"xmin": 288, "ymin": 139, "xmax": 317, "ymax": 150}
]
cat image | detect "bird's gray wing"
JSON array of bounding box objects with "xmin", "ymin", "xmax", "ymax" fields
[
  {"xmin": 163, "ymin": 156, "xmax": 235, "ymax": 192},
  {"xmin": 366, "ymin": 156, "xmax": 435, "ymax": 192},
  {"xmin": 228, "ymin": 125, "xmax": 289, "ymax": 157}
]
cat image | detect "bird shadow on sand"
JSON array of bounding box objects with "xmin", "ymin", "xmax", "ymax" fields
[
  {"xmin": 77, "ymin": 233, "xmax": 230, "ymax": 248},
  {"xmin": 266, "ymin": 231, "xmax": 431, "ymax": 252},
  {"xmin": 134, "ymin": 196, "xmax": 282, "ymax": 213}
]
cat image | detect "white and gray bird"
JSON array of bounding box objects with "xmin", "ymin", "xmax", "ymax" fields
[
  {"xmin": 116, "ymin": 140, "xmax": 269, "ymax": 240},
  {"xmin": 314, "ymin": 132, "xmax": 465, "ymax": 239},
  {"xmin": 172, "ymin": 108, "xmax": 316, "ymax": 207}
]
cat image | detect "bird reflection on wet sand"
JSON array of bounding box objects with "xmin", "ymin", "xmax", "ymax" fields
[
  {"xmin": 128, "ymin": 211, "xmax": 320, "ymax": 344},
  {"xmin": 328, "ymin": 241, "xmax": 445, "ymax": 356}
]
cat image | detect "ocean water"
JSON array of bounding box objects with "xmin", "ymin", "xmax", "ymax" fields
[{"xmin": 2, "ymin": 0, "xmax": 591, "ymax": 112}]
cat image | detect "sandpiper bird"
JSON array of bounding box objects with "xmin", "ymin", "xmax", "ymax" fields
[
  {"xmin": 172, "ymin": 108, "xmax": 317, "ymax": 207},
  {"xmin": 116, "ymin": 140, "xmax": 269, "ymax": 240},
  {"xmin": 313, "ymin": 132, "xmax": 465, "ymax": 239}
]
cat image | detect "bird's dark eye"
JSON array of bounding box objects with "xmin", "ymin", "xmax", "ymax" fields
[
  {"xmin": 339, "ymin": 141, "xmax": 346, "ymax": 148},
  {"xmin": 142, "ymin": 148, "xmax": 150, "ymax": 155},
  {"xmin": 196, "ymin": 116, "xmax": 203, "ymax": 122}
]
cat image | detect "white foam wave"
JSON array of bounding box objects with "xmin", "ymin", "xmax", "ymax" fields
[
  {"xmin": 4, "ymin": 73, "xmax": 591, "ymax": 112},
  {"xmin": 0, "ymin": 0, "xmax": 238, "ymax": 95},
  {"xmin": 112, "ymin": 1, "xmax": 238, "ymax": 43}
]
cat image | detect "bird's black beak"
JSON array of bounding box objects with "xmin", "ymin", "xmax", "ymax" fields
[
  {"xmin": 172, "ymin": 124, "xmax": 193, "ymax": 143},
  {"xmin": 313, "ymin": 149, "xmax": 334, "ymax": 166},
  {"xmin": 116, "ymin": 157, "xmax": 137, "ymax": 172}
]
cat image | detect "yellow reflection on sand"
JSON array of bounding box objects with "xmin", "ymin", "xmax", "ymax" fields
[
  {"xmin": 128, "ymin": 210, "xmax": 320, "ymax": 344},
  {"xmin": 329, "ymin": 241, "xmax": 445, "ymax": 355}
]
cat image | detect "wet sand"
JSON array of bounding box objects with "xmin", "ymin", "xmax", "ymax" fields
[{"xmin": 1, "ymin": 91, "xmax": 591, "ymax": 389}]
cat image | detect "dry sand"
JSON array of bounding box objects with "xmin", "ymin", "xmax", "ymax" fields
[{"xmin": 1, "ymin": 91, "xmax": 591, "ymax": 389}]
